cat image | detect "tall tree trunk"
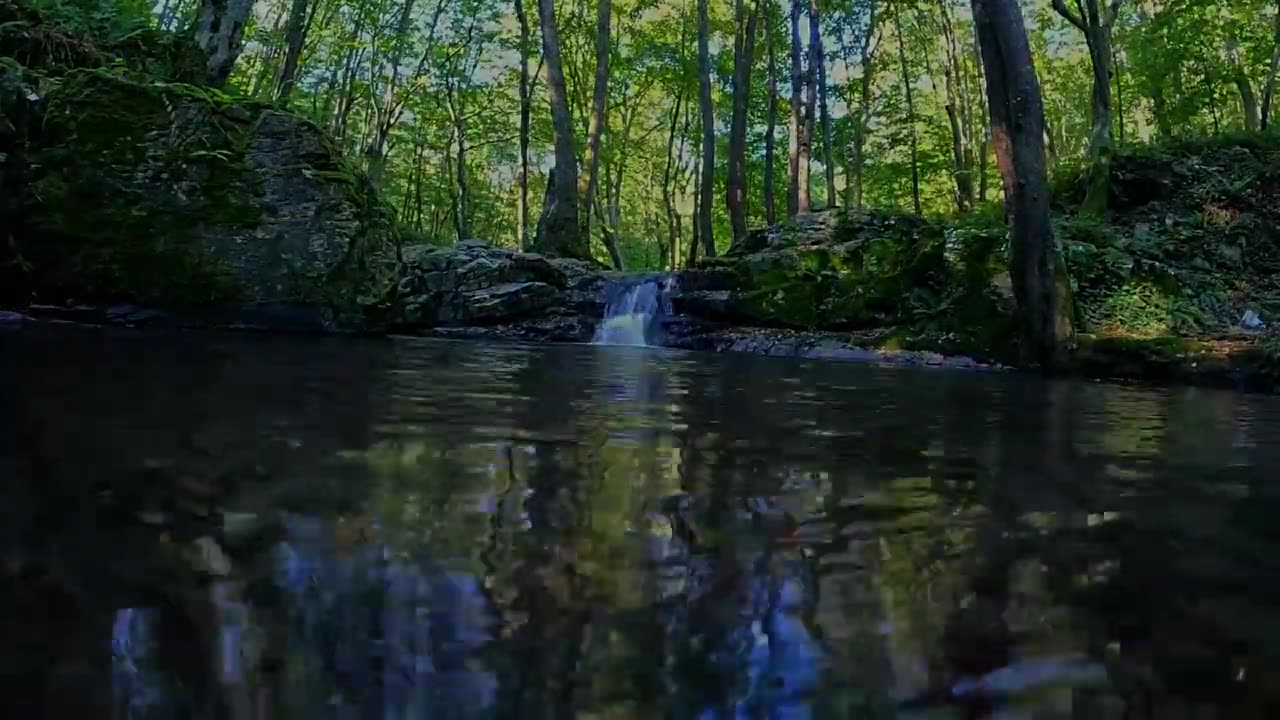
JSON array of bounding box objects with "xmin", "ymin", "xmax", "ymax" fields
[
  {"xmin": 274, "ymin": 0, "xmax": 310, "ymax": 103},
  {"xmin": 579, "ymin": 0, "xmax": 612, "ymax": 237},
  {"xmin": 364, "ymin": 0, "xmax": 420, "ymax": 186},
  {"xmin": 446, "ymin": 79, "xmax": 471, "ymax": 241},
  {"xmin": 972, "ymin": 0, "xmax": 1072, "ymax": 370},
  {"xmin": 663, "ymin": 90, "xmax": 685, "ymax": 269},
  {"xmin": 940, "ymin": 0, "xmax": 975, "ymax": 212},
  {"xmin": 331, "ymin": 13, "xmax": 365, "ymax": 139},
  {"xmin": 812, "ymin": 0, "xmax": 834, "ymax": 208},
  {"xmin": 1228, "ymin": 39, "xmax": 1260, "ymax": 131},
  {"xmin": 894, "ymin": 6, "xmax": 921, "ymax": 215},
  {"xmin": 515, "ymin": 0, "xmax": 533, "ymax": 248},
  {"xmin": 689, "ymin": 148, "xmax": 702, "ymax": 266},
  {"xmin": 727, "ymin": 0, "xmax": 761, "ymax": 246},
  {"xmin": 1113, "ymin": 44, "xmax": 1125, "ymax": 144},
  {"xmin": 535, "ymin": 0, "xmax": 587, "ymax": 259},
  {"xmin": 850, "ymin": 0, "xmax": 879, "ymax": 211},
  {"xmin": 194, "ymin": 0, "xmax": 255, "ymax": 87},
  {"xmin": 1262, "ymin": 2, "xmax": 1280, "ymax": 131},
  {"xmin": 797, "ymin": 0, "xmax": 816, "ymax": 213},
  {"xmin": 972, "ymin": 17, "xmax": 990, "ymax": 202},
  {"xmin": 697, "ymin": 0, "xmax": 716, "ymax": 257},
  {"xmin": 787, "ymin": 0, "xmax": 803, "ymax": 216},
  {"xmin": 764, "ymin": 5, "xmax": 778, "ymax": 226},
  {"xmin": 1052, "ymin": 0, "xmax": 1119, "ymax": 216}
]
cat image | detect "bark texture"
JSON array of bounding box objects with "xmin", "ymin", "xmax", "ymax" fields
[
  {"xmin": 973, "ymin": 0, "xmax": 1073, "ymax": 370},
  {"xmin": 534, "ymin": 0, "xmax": 588, "ymax": 259},
  {"xmin": 194, "ymin": 0, "xmax": 256, "ymax": 87}
]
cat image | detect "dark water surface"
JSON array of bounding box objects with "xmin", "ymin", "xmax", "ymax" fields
[{"xmin": 4, "ymin": 325, "xmax": 1280, "ymax": 719}]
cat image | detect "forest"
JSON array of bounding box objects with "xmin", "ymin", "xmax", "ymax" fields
[
  {"xmin": 4, "ymin": 0, "xmax": 1280, "ymax": 374},
  {"xmin": 14, "ymin": 0, "xmax": 1276, "ymax": 260}
]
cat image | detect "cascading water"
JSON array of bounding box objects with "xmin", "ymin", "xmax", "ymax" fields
[{"xmin": 592, "ymin": 275, "xmax": 676, "ymax": 346}]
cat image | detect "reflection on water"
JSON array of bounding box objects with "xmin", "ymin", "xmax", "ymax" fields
[{"xmin": 4, "ymin": 326, "xmax": 1280, "ymax": 719}]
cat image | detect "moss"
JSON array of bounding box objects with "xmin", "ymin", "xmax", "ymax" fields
[{"xmin": 21, "ymin": 69, "xmax": 269, "ymax": 305}]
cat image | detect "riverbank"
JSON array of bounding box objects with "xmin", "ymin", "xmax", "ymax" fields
[{"xmin": 5, "ymin": 294, "xmax": 1279, "ymax": 393}]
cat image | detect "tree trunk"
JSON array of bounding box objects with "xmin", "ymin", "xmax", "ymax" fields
[
  {"xmin": 1228, "ymin": 39, "xmax": 1260, "ymax": 131},
  {"xmin": 812, "ymin": 0, "xmax": 834, "ymax": 208},
  {"xmin": 579, "ymin": 0, "xmax": 612, "ymax": 237},
  {"xmin": 764, "ymin": 5, "xmax": 778, "ymax": 226},
  {"xmin": 194, "ymin": 0, "xmax": 256, "ymax": 87},
  {"xmin": 798, "ymin": 0, "xmax": 816, "ymax": 213},
  {"xmin": 1052, "ymin": 0, "xmax": 1117, "ymax": 216},
  {"xmin": 940, "ymin": 0, "xmax": 975, "ymax": 212},
  {"xmin": 1262, "ymin": 1, "xmax": 1280, "ymax": 131},
  {"xmin": 446, "ymin": 79, "xmax": 470, "ymax": 241},
  {"xmin": 894, "ymin": 6, "xmax": 921, "ymax": 215},
  {"xmin": 727, "ymin": 0, "xmax": 761, "ymax": 246},
  {"xmin": 1113, "ymin": 44, "xmax": 1125, "ymax": 144},
  {"xmin": 972, "ymin": 0, "xmax": 1072, "ymax": 370},
  {"xmin": 972, "ymin": 17, "xmax": 990, "ymax": 202},
  {"xmin": 851, "ymin": 0, "xmax": 879, "ymax": 211},
  {"xmin": 274, "ymin": 0, "xmax": 310, "ymax": 103},
  {"xmin": 663, "ymin": 90, "xmax": 685, "ymax": 269},
  {"xmin": 535, "ymin": 0, "xmax": 587, "ymax": 259},
  {"xmin": 515, "ymin": 0, "xmax": 533, "ymax": 248},
  {"xmin": 697, "ymin": 0, "xmax": 716, "ymax": 257},
  {"xmin": 787, "ymin": 0, "xmax": 803, "ymax": 216}
]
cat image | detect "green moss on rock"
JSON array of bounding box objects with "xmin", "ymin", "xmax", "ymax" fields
[{"xmin": 11, "ymin": 67, "xmax": 394, "ymax": 314}]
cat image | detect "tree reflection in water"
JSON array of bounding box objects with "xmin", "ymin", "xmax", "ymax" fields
[{"xmin": 4, "ymin": 328, "xmax": 1280, "ymax": 718}]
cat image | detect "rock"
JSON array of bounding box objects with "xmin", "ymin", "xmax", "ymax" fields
[
  {"xmin": 459, "ymin": 281, "xmax": 558, "ymax": 322},
  {"xmin": 0, "ymin": 310, "xmax": 28, "ymax": 325},
  {"xmin": 13, "ymin": 71, "xmax": 395, "ymax": 321},
  {"xmin": 397, "ymin": 241, "xmax": 572, "ymax": 327}
]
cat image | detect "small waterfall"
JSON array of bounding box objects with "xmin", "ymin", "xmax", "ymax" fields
[{"xmin": 593, "ymin": 275, "xmax": 675, "ymax": 346}]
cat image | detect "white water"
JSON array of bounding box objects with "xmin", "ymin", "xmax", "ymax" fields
[{"xmin": 592, "ymin": 276, "xmax": 675, "ymax": 346}]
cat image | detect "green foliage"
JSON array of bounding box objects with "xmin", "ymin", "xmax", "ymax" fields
[
  {"xmin": 26, "ymin": 0, "xmax": 152, "ymax": 41},
  {"xmin": 1057, "ymin": 134, "xmax": 1280, "ymax": 337}
]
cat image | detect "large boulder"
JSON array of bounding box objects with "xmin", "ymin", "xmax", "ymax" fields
[
  {"xmin": 5, "ymin": 68, "xmax": 396, "ymax": 323},
  {"xmin": 396, "ymin": 241, "xmax": 570, "ymax": 326}
]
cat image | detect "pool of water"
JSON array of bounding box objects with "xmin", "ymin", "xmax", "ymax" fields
[{"xmin": 3, "ymin": 325, "xmax": 1280, "ymax": 719}]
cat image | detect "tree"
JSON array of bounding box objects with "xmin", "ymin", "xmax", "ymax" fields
[
  {"xmin": 1051, "ymin": 0, "xmax": 1123, "ymax": 216},
  {"xmin": 787, "ymin": 0, "xmax": 803, "ymax": 216},
  {"xmin": 798, "ymin": 0, "xmax": 817, "ymax": 212},
  {"xmin": 938, "ymin": 0, "xmax": 977, "ymax": 212},
  {"xmin": 1263, "ymin": 1, "xmax": 1280, "ymax": 130},
  {"xmin": 812, "ymin": 0, "xmax": 834, "ymax": 208},
  {"xmin": 763, "ymin": 3, "xmax": 779, "ymax": 226},
  {"xmin": 194, "ymin": 0, "xmax": 255, "ymax": 87},
  {"xmin": 973, "ymin": 0, "xmax": 1072, "ymax": 369},
  {"xmin": 514, "ymin": 0, "xmax": 534, "ymax": 248},
  {"xmin": 727, "ymin": 0, "xmax": 761, "ymax": 245},
  {"xmin": 579, "ymin": 0, "xmax": 613, "ymax": 262},
  {"xmin": 697, "ymin": 0, "xmax": 716, "ymax": 256},
  {"xmin": 893, "ymin": 3, "xmax": 921, "ymax": 215},
  {"xmin": 840, "ymin": 0, "xmax": 881, "ymax": 211},
  {"xmin": 274, "ymin": 0, "xmax": 312, "ymax": 103},
  {"xmin": 1226, "ymin": 36, "xmax": 1260, "ymax": 131},
  {"xmin": 534, "ymin": 0, "xmax": 587, "ymax": 259}
]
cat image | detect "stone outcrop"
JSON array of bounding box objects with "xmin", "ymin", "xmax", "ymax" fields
[
  {"xmin": 393, "ymin": 241, "xmax": 610, "ymax": 341},
  {"xmin": 3, "ymin": 65, "xmax": 395, "ymax": 326}
]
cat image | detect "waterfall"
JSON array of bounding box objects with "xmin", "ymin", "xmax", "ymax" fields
[{"xmin": 593, "ymin": 276, "xmax": 675, "ymax": 346}]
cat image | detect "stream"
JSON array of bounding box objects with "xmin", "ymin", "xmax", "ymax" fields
[{"xmin": 3, "ymin": 324, "xmax": 1280, "ymax": 718}]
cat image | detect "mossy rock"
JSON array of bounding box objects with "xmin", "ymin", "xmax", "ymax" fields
[{"xmin": 14, "ymin": 68, "xmax": 395, "ymax": 315}]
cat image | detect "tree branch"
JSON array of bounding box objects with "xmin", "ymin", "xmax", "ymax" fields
[
  {"xmin": 1052, "ymin": 0, "xmax": 1087, "ymax": 31},
  {"xmin": 1105, "ymin": 0, "xmax": 1123, "ymax": 28}
]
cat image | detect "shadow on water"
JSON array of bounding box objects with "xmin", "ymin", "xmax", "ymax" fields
[{"xmin": 3, "ymin": 325, "xmax": 1280, "ymax": 719}]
